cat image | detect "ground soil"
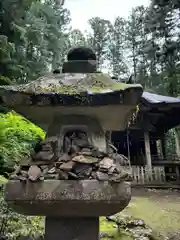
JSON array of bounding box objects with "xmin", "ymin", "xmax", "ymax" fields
[
  {"xmin": 125, "ymin": 188, "xmax": 180, "ymax": 237},
  {"xmin": 100, "ymin": 188, "xmax": 180, "ymax": 239}
]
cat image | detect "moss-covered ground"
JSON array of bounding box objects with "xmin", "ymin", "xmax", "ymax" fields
[
  {"xmin": 100, "ymin": 216, "xmax": 133, "ymax": 239},
  {"xmin": 100, "ymin": 189, "xmax": 180, "ymax": 239}
]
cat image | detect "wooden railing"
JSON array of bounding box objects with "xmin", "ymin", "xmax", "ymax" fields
[
  {"xmin": 131, "ymin": 165, "xmax": 180, "ymax": 184},
  {"xmin": 151, "ymin": 154, "xmax": 180, "ymax": 164},
  {"xmin": 132, "ymin": 166, "xmax": 166, "ymax": 184}
]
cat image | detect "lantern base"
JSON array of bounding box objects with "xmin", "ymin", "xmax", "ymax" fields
[{"xmin": 45, "ymin": 217, "xmax": 99, "ymax": 240}]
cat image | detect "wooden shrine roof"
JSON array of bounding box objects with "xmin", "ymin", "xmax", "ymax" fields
[{"xmin": 131, "ymin": 92, "xmax": 180, "ymax": 135}]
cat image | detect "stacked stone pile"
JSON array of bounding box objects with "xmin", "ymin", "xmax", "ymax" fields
[{"xmin": 10, "ymin": 131, "xmax": 132, "ymax": 182}]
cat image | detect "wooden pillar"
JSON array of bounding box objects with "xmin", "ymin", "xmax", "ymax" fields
[
  {"xmin": 156, "ymin": 140, "xmax": 162, "ymax": 157},
  {"xmin": 144, "ymin": 131, "xmax": 152, "ymax": 169},
  {"xmin": 160, "ymin": 135, "xmax": 166, "ymax": 160},
  {"xmin": 174, "ymin": 129, "xmax": 180, "ymax": 157},
  {"xmin": 153, "ymin": 139, "xmax": 158, "ymax": 155}
]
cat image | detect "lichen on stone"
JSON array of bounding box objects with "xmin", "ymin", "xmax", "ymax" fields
[{"xmin": 0, "ymin": 73, "xmax": 142, "ymax": 95}]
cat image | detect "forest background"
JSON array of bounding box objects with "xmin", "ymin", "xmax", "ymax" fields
[{"xmin": 0, "ymin": 0, "xmax": 180, "ymax": 238}]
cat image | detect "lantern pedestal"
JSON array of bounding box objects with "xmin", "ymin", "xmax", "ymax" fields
[
  {"xmin": 45, "ymin": 217, "xmax": 99, "ymax": 240},
  {"xmin": 5, "ymin": 180, "xmax": 131, "ymax": 240}
]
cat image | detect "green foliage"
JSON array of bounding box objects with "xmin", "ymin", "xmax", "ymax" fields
[
  {"xmin": 0, "ymin": 36, "xmax": 15, "ymax": 63},
  {"xmin": 0, "ymin": 1, "xmax": 180, "ymax": 239},
  {"xmin": 1, "ymin": 0, "xmax": 179, "ymax": 95},
  {"xmin": 108, "ymin": 17, "xmax": 128, "ymax": 78},
  {"xmin": 0, "ymin": 177, "xmax": 44, "ymax": 240},
  {"xmin": 0, "ymin": 76, "xmax": 12, "ymax": 86},
  {"xmin": 0, "ymin": 0, "xmax": 71, "ymax": 83},
  {"xmin": 0, "ymin": 112, "xmax": 45, "ymax": 173},
  {"xmin": 100, "ymin": 217, "xmax": 133, "ymax": 240},
  {"xmin": 0, "ymin": 175, "xmax": 8, "ymax": 186},
  {"xmin": 87, "ymin": 17, "xmax": 111, "ymax": 69}
]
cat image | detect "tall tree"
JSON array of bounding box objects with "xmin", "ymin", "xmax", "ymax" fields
[
  {"xmin": 0, "ymin": 0, "xmax": 38, "ymax": 83},
  {"xmin": 125, "ymin": 6, "xmax": 150, "ymax": 85},
  {"xmin": 69, "ymin": 29, "xmax": 87, "ymax": 47},
  {"xmin": 108, "ymin": 17, "xmax": 128, "ymax": 78},
  {"xmin": 125, "ymin": 8, "xmax": 140, "ymax": 80},
  {"xmin": 0, "ymin": 0, "xmax": 71, "ymax": 83},
  {"xmin": 147, "ymin": 0, "xmax": 180, "ymax": 96},
  {"xmin": 87, "ymin": 17, "xmax": 111, "ymax": 69},
  {"xmin": 43, "ymin": 0, "xmax": 71, "ymax": 70}
]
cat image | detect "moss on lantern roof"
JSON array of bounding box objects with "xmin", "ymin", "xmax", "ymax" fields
[{"xmin": 0, "ymin": 73, "xmax": 142, "ymax": 95}]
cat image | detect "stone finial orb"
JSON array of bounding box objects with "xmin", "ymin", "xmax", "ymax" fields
[{"xmin": 67, "ymin": 46, "xmax": 96, "ymax": 61}]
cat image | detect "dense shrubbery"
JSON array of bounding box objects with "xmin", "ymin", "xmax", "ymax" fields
[
  {"xmin": 0, "ymin": 176, "xmax": 44, "ymax": 240},
  {"xmin": 0, "ymin": 111, "xmax": 45, "ymax": 175},
  {"xmin": 0, "ymin": 111, "xmax": 46, "ymax": 239}
]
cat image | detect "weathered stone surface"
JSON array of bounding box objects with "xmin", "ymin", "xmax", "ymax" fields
[
  {"xmin": 5, "ymin": 180, "xmax": 131, "ymax": 216},
  {"xmin": 96, "ymin": 172, "xmax": 109, "ymax": 181},
  {"xmin": 74, "ymin": 164, "xmax": 93, "ymax": 178},
  {"xmin": 44, "ymin": 174, "xmax": 59, "ymax": 180},
  {"xmin": 0, "ymin": 66, "xmax": 143, "ymax": 135},
  {"xmin": 68, "ymin": 172, "xmax": 79, "ymax": 179},
  {"xmin": 110, "ymin": 172, "xmax": 129, "ymax": 182},
  {"xmin": 59, "ymin": 161, "xmax": 75, "ymax": 171},
  {"xmin": 108, "ymin": 165, "xmax": 116, "ymax": 175},
  {"xmin": 111, "ymin": 153, "xmax": 129, "ymax": 165},
  {"xmin": 41, "ymin": 166, "xmax": 49, "ymax": 174},
  {"xmin": 72, "ymin": 138, "xmax": 89, "ymax": 148},
  {"xmin": 99, "ymin": 158, "xmax": 114, "ymax": 171},
  {"xmin": 45, "ymin": 217, "xmax": 99, "ymax": 240},
  {"xmin": 100, "ymin": 232, "xmax": 114, "ymax": 239},
  {"xmin": 28, "ymin": 165, "xmax": 41, "ymax": 181},
  {"xmin": 9, "ymin": 174, "xmax": 20, "ymax": 180},
  {"xmin": 47, "ymin": 167, "xmax": 56, "ymax": 174},
  {"xmin": 80, "ymin": 148, "xmax": 92, "ymax": 156},
  {"xmin": 0, "ymin": 72, "xmax": 142, "ymax": 97},
  {"xmin": 14, "ymin": 165, "xmax": 21, "ymax": 175},
  {"xmin": 168, "ymin": 233, "xmax": 180, "ymax": 240},
  {"xmin": 59, "ymin": 170, "xmax": 68, "ymax": 180},
  {"xmin": 41, "ymin": 136, "xmax": 58, "ymax": 144},
  {"xmin": 10, "ymin": 132, "xmax": 132, "ymax": 183},
  {"xmin": 70, "ymin": 144, "xmax": 81, "ymax": 153},
  {"xmin": 33, "ymin": 151, "xmax": 54, "ymax": 162},
  {"xmin": 21, "ymin": 170, "xmax": 28, "ymax": 178},
  {"xmin": 72, "ymin": 155, "xmax": 99, "ymax": 164},
  {"xmin": 3, "ymin": 49, "xmax": 139, "ymax": 238},
  {"xmin": 41, "ymin": 143, "xmax": 52, "ymax": 151},
  {"xmin": 58, "ymin": 153, "xmax": 71, "ymax": 162},
  {"xmin": 91, "ymin": 148, "xmax": 106, "ymax": 158},
  {"xmin": 19, "ymin": 176, "xmax": 27, "ymax": 182},
  {"xmin": 74, "ymin": 163, "xmax": 91, "ymax": 173}
]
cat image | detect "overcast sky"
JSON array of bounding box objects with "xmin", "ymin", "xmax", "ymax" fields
[{"xmin": 65, "ymin": 0, "xmax": 151, "ymax": 32}]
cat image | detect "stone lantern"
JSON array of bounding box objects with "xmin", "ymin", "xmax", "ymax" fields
[{"xmin": 0, "ymin": 47, "xmax": 143, "ymax": 240}]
